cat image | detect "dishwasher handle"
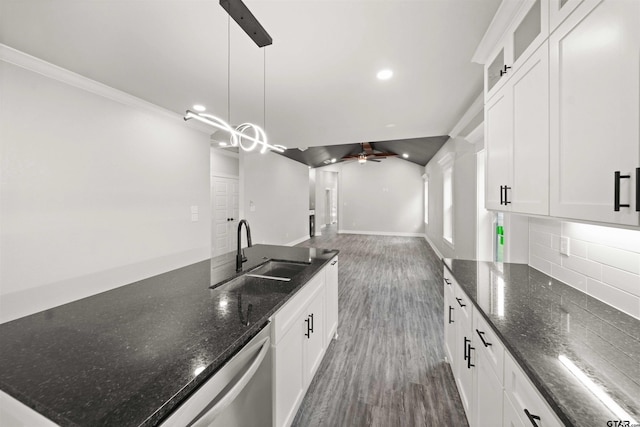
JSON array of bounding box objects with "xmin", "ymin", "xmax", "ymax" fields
[{"xmin": 190, "ymin": 335, "xmax": 271, "ymax": 427}]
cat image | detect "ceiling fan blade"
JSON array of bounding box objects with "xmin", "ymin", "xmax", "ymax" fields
[{"xmin": 370, "ymin": 159, "xmax": 381, "ymax": 162}]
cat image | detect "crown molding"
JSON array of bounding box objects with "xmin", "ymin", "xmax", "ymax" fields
[
  {"xmin": 471, "ymin": 0, "xmax": 532, "ymax": 64},
  {"xmin": 0, "ymin": 44, "xmax": 212, "ymax": 134}
]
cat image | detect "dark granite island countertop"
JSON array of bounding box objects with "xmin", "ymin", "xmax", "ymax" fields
[
  {"xmin": 0, "ymin": 244, "xmax": 338, "ymax": 426},
  {"xmin": 443, "ymin": 259, "xmax": 640, "ymax": 427}
]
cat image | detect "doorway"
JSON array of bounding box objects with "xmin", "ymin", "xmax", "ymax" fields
[{"xmin": 212, "ymin": 176, "xmax": 240, "ymax": 257}]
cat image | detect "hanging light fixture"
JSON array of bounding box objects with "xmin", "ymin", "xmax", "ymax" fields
[
  {"xmin": 358, "ymin": 153, "xmax": 367, "ymax": 164},
  {"xmin": 184, "ymin": 0, "xmax": 284, "ymax": 153}
]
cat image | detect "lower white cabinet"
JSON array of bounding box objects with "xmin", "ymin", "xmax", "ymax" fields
[
  {"xmin": 444, "ymin": 268, "xmax": 563, "ymax": 427},
  {"xmin": 272, "ymin": 256, "xmax": 338, "ymax": 427}
]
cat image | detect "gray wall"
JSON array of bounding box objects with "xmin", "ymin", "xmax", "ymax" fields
[
  {"xmin": 1, "ymin": 60, "xmax": 211, "ymax": 322},
  {"xmin": 241, "ymin": 150, "xmax": 309, "ymax": 246},
  {"xmin": 334, "ymin": 157, "xmax": 425, "ymax": 236},
  {"xmin": 425, "ymin": 137, "xmax": 477, "ymax": 259}
]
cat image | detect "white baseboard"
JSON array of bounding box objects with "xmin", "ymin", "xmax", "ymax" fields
[
  {"xmin": 338, "ymin": 229, "xmax": 425, "ymax": 238},
  {"xmin": 286, "ymin": 235, "xmax": 311, "ymax": 247},
  {"xmin": 423, "ymin": 234, "xmax": 445, "ymax": 261}
]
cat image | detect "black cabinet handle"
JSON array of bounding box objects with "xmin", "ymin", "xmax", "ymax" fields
[
  {"xmin": 476, "ymin": 329, "xmax": 492, "ymax": 347},
  {"xmin": 456, "ymin": 297, "xmax": 466, "ymax": 308},
  {"xmin": 524, "ymin": 409, "xmax": 541, "ymax": 427},
  {"xmin": 504, "ymin": 186, "xmax": 511, "ymax": 205},
  {"xmin": 448, "ymin": 306, "xmax": 454, "ymax": 324},
  {"xmin": 614, "ymin": 171, "xmax": 631, "ymax": 211},
  {"xmin": 331, "ymin": 260, "xmax": 338, "ymax": 265},
  {"xmin": 499, "ymin": 65, "xmax": 511, "ymax": 76},
  {"xmin": 444, "ymin": 278, "xmax": 451, "ymax": 285},
  {"xmin": 309, "ymin": 313, "xmax": 314, "ymax": 333},
  {"xmin": 500, "ymin": 185, "xmax": 504, "ymax": 205},
  {"xmin": 467, "ymin": 342, "xmax": 475, "ymax": 369},
  {"xmin": 636, "ymin": 168, "xmax": 640, "ymax": 212},
  {"xmin": 463, "ymin": 337, "xmax": 470, "ymax": 361},
  {"xmin": 304, "ymin": 317, "xmax": 310, "ymax": 338}
]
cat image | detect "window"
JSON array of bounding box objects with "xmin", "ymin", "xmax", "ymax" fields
[
  {"xmin": 423, "ymin": 175, "xmax": 429, "ymax": 224},
  {"xmin": 438, "ymin": 153, "xmax": 455, "ymax": 246}
]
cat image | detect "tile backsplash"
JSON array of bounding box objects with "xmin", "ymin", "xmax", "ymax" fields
[{"xmin": 529, "ymin": 217, "xmax": 640, "ymax": 320}]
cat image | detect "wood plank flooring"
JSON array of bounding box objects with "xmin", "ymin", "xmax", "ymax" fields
[{"xmin": 293, "ymin": 226, "xmax": 468, "ymax": 427}]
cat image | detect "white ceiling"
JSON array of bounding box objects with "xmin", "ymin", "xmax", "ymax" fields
[{"xmin": 0, "ymin": 0, "xmax": 500, "ymax": 149}]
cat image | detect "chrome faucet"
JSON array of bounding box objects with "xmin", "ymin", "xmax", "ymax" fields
[{"xmin": 236, "ymin": 219, "xmax": 253, "ymax": 272}]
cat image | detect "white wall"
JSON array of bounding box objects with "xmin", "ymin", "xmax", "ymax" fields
[
  {"xmin": 529, "ymin": 217, "xmax": 640, "ymax": 320},
  {"xmin": 335, "ymin": 157, "xmax": 425, "ymax": 236},
  {"xmin": 241, "ymin": 150, "xmax": 309, "ymax": 246},
  {"xmin": 425, "ymin": 137, "xmax": 477, "ymax": 259},
  {"xmin": 211, "ymin": 148, "xmax": 239, "ymax": 177},
  {"xmin": 0, "ymin": 58, "xmax": 211, "ymax": 322}
]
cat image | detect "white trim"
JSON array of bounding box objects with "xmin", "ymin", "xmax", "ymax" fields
[
  {"xmin": 471, "ymin": 0, "xmax": 531, "ymax": 64},
  {"xmin": 286, "ymin": 235, "xmax": 310, "ymax": 247},
  {"xmin": 211, "ymin": 172, "xmax": 240, "ymax": 179},
  {"xmin": 0, "ymin": 43, "xmax": 212, "ymax": 134},
  {"xmin": 449, "ymin": 92, "xmax": 484, "ymax": 138},
  {"xmin": 337, "ymin": 230, "xmax": 425, "ymax": 238},
  {"xmin": 423, "ymin": 234, "xmax": 445, "ymax": 261},
  {"xmin": 464, "ymin": 122, "xmax": 485, "ymax": 145}
]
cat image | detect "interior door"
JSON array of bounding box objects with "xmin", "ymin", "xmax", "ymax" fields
[{"xmin": 212, "ymin": 176, "xmax": 239, "ymax": 257}]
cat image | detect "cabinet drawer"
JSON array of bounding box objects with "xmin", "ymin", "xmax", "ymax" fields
[
  {"xmin": 272, "ymin": 272, "xmax": 324, "ymax": 345},
  {"xmin": 473, "ymin": 309, "xmax": 505, "ymax": 384},
  {"xmin": 504, "ymin": 352, "xmax": 563, "ymax": 427}
]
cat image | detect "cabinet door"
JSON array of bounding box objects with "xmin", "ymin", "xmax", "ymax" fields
[
  {"xmin": 304, "ymin": 286, "xmax": 326, "ymax": 384},
  {"xmin": 550, "ymin": 0, "xmax": 640, "ymax": 225},
  {"xmin": 454, "ymin": 286, "xmax": 475, "ymax": 422},
  {"xmin": 485, "ymin": 85, "xmax": 513, "ymax": 211},
  {"xmin": 273, "ymin": 316, "xmax": 305, "ymax": 427},
  {"xmin": 503, "ymin": 392, "xmax": 526, "ymax": 427},
  {"xmin": 473, "ymin": 348, "xmax": 504, "ymax": 427},
  {"xmin": 443, "ymin": 282, "xmax": 457, "ymax": 369},
  {"xmin": 549, "ymin": 0, "xmax": 585, "ymax": 32},
  {"xmin": 511, "ymin": 42, "xmax": 549, "ymax": 215},
  {"xmin": 325, "ymin": 257, "xmax": 338, "ymax": 345}
]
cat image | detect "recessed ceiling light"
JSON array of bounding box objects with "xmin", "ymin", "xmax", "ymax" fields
[
  {"xmin": 377, "ymin": 69, "xmax": 393, "ymax": 80},
  {"xmin": 402, "ymin": 153, "xmax": 409, "ymax": 158},
  {"xmin": 193, "ymin": 104, "xmax": 206, "ymax": 112}
]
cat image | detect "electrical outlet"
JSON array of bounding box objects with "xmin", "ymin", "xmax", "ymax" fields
[{"xmin": 560, "ymin": 236, "xmax": 570, "ymax": 256}]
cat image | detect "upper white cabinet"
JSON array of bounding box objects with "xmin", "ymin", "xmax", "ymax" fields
[
  {"xmin": 485, "ymin": 41, "xmax": 550, "ymax": 215},
  {"xmin": 485, "ymin": 0, "xmax": 549, "ymax": 101},
  {"xmin": 549, "ymin": 0, "xmax": 640, "ymax": 225},
  {"xmin": 549, "ymin": 0, "xmax": 584, "ymax": 32}
]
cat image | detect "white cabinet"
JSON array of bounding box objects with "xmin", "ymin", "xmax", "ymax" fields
[
  {"xmin": 444, "ymin": 267, "xmax": 562, "ymax": 427},
  {"xmin": 272, "ymin": 257, "xmax": 338, "ymax": 427},
  {"xmin": 324, "ymin": 257, "xmax": 338, "ymax": 345},
  {"xmin": 485, "ymin": 41, "xmax": 550, "ymax": 215},
  {"xmin": 549, "ymin": 0, "xmax": 584, "ymax": 32},
  {"xmin": 443, "ymin": 271, "xmax": 457, "ymax": 368},
  {"xmin": 504, "ymin": 352, "xmax": 563, "ymax": 427},
  {"xmin": 549, "ymin": 0, "xmax": 640, "ymax": 225},
  {"xmin": 485, "ymin": 0, "xmax": 549, "ymax": 101}
]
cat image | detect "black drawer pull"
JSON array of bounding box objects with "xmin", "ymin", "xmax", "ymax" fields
[
  {"xmin": 309, "ymin": 313, "xmax": 314, "ymax": 333},
  {"xmin": 467, "ymin": 342, "xmax": 475, "ymax": 369},
  {"xmin": 448, "ymin": 306, "xmax": 454, "ymax": 324},
  {"xmin": 456, "ymin": 297, "xmax": 466, "ymax": 308},
  {"xmin": 331, "ymin": 260, "xmax": 338, "ymax": 265},
  {"xmin": 476, "ymin": 329, "xmax": 492, "ymax": 347},
  {"xmin": 524, "ymin": 409, "xmax": 541, "ymax": 427},
  {"xmin": 444, "ymin": 278, "xmax": 451, "ymax": 285},
  {"xmin": 636, "ymin": 168, "xmax": 640, "ymax": 212},
  {"xmin": 614, "ymin": 171, "xmax": 631, "ymax": 211},
  {"xmin": 304, "ymin": 317, "xmax": 310, "ymax": 338},
  {"xmin": 463, "ymin": 337, "xmax": 470, "ymax": 361}
]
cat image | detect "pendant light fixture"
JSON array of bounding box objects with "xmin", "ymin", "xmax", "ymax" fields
[{"xmin": 184, "ymin": 0, "xmax": 284, "ymax": 153}]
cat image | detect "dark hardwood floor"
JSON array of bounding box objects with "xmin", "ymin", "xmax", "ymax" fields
[{"xmin": 293, "ymin": 225, "xmax": 468, "ymax": 427}]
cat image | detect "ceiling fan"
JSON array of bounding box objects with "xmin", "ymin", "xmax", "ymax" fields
[{"xmin": 341, "ymin": 142, "xmax": 397, "ymax": 164}]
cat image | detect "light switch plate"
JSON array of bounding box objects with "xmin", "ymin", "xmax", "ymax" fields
[{"xmin": 560, "ymin": 236, "xmax": 570, "ymax": 256}]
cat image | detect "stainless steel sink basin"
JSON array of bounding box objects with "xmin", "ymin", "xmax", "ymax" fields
[{"xmin": 247, "ymin": 260, "xmax": 309, "ymax": 281}]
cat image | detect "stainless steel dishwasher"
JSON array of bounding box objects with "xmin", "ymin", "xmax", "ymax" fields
[{"xmin": 161, "ymin": 322, "xmax": 272, "ymax": 427}]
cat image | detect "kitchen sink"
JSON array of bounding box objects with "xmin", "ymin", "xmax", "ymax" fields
[{"xmin": 247, "ymin": 260, "xmax": 309, "ymax": 281}]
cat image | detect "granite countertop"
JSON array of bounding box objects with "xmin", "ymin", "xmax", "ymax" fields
[
  {"xmin": 443, "ymin": 259, "xmax": 640, "ymax": 427},
  {"xmin": 0, "ymin": 244, "xmax": 338, "ymax": 427}
]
